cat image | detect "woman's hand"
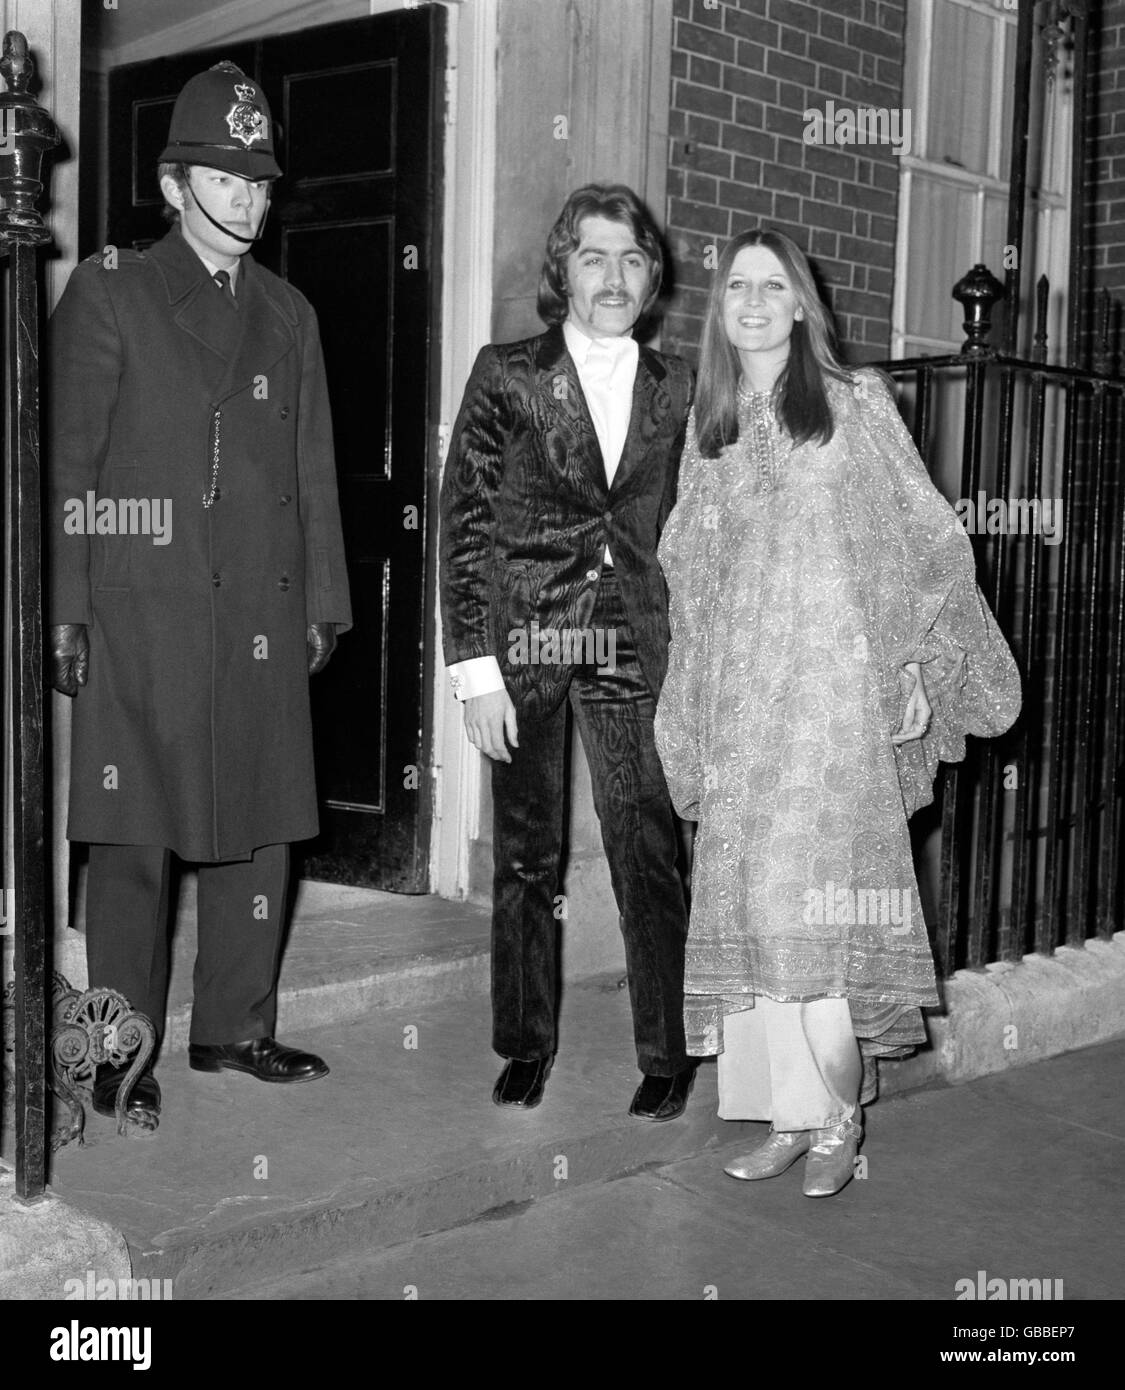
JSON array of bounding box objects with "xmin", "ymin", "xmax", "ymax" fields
[{"xmin": 892, "ymin": 661, "xmax": 932, "ymax": 744}]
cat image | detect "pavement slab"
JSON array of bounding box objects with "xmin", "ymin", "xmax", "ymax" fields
[
  {"xmin": 44, "ymin": 968, "xmax": 1123, "ymax": 1301},
  {"xmin": 224, "ymin": 1037, "xmax": 1125, "ymax": 1301}
]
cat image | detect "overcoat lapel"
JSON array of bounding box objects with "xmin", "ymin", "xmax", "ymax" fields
[
  {"xmin": 212, "ymin": 255, "xmax": 297, "ymax": 405},
  {"xmin": 147, "ymin": 231, "xmax": 296, "ymax": 403}
]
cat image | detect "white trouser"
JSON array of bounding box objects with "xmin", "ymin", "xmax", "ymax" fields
[{"xmin": 717, "ymin": 996, "xmax": 862, "ymax": 1130}]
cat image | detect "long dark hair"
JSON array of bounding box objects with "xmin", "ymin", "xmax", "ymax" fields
[
  {"xmin": 695, "ymin": 228, "xmax": 852, "ymax": 458},
  {"xmin": 536, "ymin": 183, "xmax": 665, "ymax": 326}
]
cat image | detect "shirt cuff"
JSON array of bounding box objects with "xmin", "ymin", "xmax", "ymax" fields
[{"xmin": 448, "ymin": 654, "xmax": 505, "ymax": 702}]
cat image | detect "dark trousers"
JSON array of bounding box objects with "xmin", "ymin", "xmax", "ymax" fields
[
  {"xmin": 490, "ymin": 571, "xmax": 689, "ymax": 1075},
  {"xmin": 85, "ymin": 842, "xmax": 290, "ymax": 1046}
]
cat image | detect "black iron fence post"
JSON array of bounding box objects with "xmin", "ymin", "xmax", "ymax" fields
[{"xmin": 0, "ymin": 29, "xmax": 60, "ymax": 1204}]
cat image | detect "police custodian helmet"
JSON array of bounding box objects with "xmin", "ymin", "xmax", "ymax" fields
[{"xmin": 159, "ymin": 61, "xmax": 281, "ymax": 180}]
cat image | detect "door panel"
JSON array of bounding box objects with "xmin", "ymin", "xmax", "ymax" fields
[{"xmin": 105, "ymin": 9, "xmax": 443, "ymax": 891}]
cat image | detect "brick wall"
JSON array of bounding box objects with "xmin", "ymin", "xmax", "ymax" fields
[
  {"xmin": 662, "ymin": 0, "xmax": 907, "ymax": 365},
  {"xmin": 1089, "ymin": 0, "xmax": 1125, "ymax": 350}
]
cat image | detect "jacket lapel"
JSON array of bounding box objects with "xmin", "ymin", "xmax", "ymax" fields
[
  {"xmin": 534, "ymin": 326, "xmax": 608, "ymax": 498},
  {"xmin": 608, "ymin": 344, "xmax": 669, "ymax": 498}
]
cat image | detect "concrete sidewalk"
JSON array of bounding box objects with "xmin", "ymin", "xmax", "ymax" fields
[{"xmin": 43, "ymin": 970, "xmax": 1125, "ymax": 1300}]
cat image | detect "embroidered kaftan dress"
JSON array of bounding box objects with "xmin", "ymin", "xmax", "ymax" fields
[{"xmin": 654, "ymin": 370, "xmax": 1022, "ymax": 1064}]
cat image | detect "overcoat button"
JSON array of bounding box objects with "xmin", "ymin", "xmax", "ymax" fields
[
  {"xmin": 213, "ymin": 487, "xmax": 222, "ymax": 501},
  {"xmin": 279, "ymin": 407, "xmax": 290, "ymax": 420},
  {"xmin": 603, "ymin": 511, "xmax": 613, "ymax": 525},
  {"xmin": 212, "ymin": 573, "xmax": 222, "ymax": 587},
  {"xmin": 585, "ymin": 569, "xmax": 599, "ymax": 582},
  {"xmin": 280, "ymin": 493, "xmax": 292, "ymax": 505},
  {"xmin": 278, "ymin": 576, "xmax": 290, "ymax": 592}
]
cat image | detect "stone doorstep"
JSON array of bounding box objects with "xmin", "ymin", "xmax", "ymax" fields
[{"xmin": 52, "ymin": 875, "xmax": 496, "ymax": 1051}]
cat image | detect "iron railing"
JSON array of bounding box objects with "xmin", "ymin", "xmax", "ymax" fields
[
  {"xmin": 1, "ymin": 30, "xmax": 57, "ymax": 1204},
  {"xmin": 879, "ymin": 269, "xmax": 1123, "ymax": 978}
]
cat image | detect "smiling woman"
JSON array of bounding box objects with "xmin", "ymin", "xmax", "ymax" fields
[{"xmin": 654, "ymin": 227, "xmax": 1022, "ymax": 1198}]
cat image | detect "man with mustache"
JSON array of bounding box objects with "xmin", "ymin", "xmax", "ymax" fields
[
  {"xmin": 47, "ymin": 62, "xmax": 351, "ymax": 1131},
  {"xmin": 440, "ymin": 185, "xmax": 696, "ymax": 1117}
]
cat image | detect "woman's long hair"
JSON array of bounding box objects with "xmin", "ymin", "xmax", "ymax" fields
[{"xmin": 695, "ymin": 228, "xmax": 852, "ymax": 458}]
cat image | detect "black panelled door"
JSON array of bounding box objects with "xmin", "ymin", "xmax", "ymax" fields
[{"xmin": 105, "ymin": 9, "xmax": 444, "ymax": 891}]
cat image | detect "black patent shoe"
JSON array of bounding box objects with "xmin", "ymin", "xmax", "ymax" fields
[
  {"xmin": 629, "ymin": 1062, "xmax": 697, "ymax": 1122},
  {"xmin": 492, "ymin": 1057, "xmax": 552, "ymax": 1108},
  {"xmin": 188, "ymin": 1036, "xmax": 329, "ymax": 1082},
  {"xmin": 91, "ymin": 1062, "xmax": 161, "ymax": 1132}
]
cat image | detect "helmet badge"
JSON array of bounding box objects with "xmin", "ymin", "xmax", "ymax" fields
[{"xmin": 226, "ymin": 80, "xmax": 267, "ymax": 149}]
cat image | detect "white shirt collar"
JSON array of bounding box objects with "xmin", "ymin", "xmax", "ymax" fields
[
  {"xmin": 563, "ymin": 319, "xmax": 638, "ymax": 367},
  {"xmin": 197, "ymin": 252, "xmax": 241, "ymax": 291}
]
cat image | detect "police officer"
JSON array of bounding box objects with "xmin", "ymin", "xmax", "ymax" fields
[{"xmin": 48, "ymin": 62, "xmax": 352, "ymax": 1131}]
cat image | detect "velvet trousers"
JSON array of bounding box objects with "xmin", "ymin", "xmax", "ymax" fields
[
  {"xmin": 84, "ymin": 841, "xmax": 290, "ymax": 1047},
  {"xmin": 490, "ymin": 571, "xmax": 689, "ymax": 1076}
]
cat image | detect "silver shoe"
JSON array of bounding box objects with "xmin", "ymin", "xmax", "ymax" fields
[
  {"xmin": 802, "ymin": 1110, "xmax": 863, "ymax": 1197},
  {"xmin": 723, "ymin": 1127, "xmax": 811, "ymax": 1180}
]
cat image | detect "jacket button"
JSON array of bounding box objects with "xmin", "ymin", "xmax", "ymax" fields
[
  {"xmin": 585, "ymin": 569, "xmax": 599, "ymax": 582},
  {"xmin": 280, "ymin": 493, "xmax": 292, "ymax": 506},
  {"xmin": 213, "ymin": 487, "xmax": 222, "ymax": 502},
  {"xmin": 603, "ymin": 511, "xmax": 613, "ymax": 525},
  {"xmin": 212, "ymin": 573, "xmax": 222, "ymax": 587},
  {"xmin": 280, "ymin": 407, "xmax": 290, "ymax": 420},
  {"xmin": 278, "ymin": 575, "xmax": 290, "ymax": 592}
]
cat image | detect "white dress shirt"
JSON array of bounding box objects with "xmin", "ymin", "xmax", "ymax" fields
[{"xmin": 446, "ymin": 321, "xmax": 639, "ymax": 703}]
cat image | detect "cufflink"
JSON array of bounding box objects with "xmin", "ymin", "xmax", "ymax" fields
[{"xmin": 449, "ymin": 672, "xmax": 464, "ymax": 698}]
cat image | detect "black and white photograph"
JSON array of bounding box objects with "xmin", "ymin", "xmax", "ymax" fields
[{"xmin": 0, "ymin": 0, "xmax": 1121, "ymax": 1343}]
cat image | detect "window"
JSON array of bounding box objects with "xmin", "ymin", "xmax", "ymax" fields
[{"xmin": 893, "ymin": 0, "xmax": 1073, "ymax": 361}]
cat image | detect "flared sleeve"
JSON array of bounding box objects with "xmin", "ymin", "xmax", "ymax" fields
[
  {"xmin": 654, "ymin": 411, "xmax": 718, "ymax": 820},
  {"xmin": 842, "ymin": 371, "xmax": 1023, "ymax": 816}
]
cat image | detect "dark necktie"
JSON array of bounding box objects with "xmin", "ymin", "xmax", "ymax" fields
[{"xmin": 213, "ymin": 269, "xmax": 235, "ymax": 301}]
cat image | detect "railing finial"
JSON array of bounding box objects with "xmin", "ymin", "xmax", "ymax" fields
[
  {"xmin": 952, "ymin": 263, "xmax": 1005, "ymax": 356},
  {"xmin": 0, "ymin": 29, "xmax": 60, "ymax": 248}
]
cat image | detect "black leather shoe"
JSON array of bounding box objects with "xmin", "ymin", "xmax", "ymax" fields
[
  {"xmin": 91, "ymin": 1063, "xmax": 161, "ymax": 1131},
  {"xmin": 629, "ymin": 1062, "xmax": 697, "ymax": 1122},
  {"xmin": 188, "ymin": 1037, "xmax": 329, "ymax": 1083},
  {"xmin": 492, "ymin": 1057, "xmax": 551, "ymax": 1108}
]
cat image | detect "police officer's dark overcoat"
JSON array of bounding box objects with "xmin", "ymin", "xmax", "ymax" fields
[{"xmin": 48, "ymin": 229, "xmax": 352, "ymax": 861}]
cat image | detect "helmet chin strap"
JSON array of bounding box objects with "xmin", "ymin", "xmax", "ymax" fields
[{"xmin": 183, "ymin": 169, "xmax": 271, "ymax": 245}]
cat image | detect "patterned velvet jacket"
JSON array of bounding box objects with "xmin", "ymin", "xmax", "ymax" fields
[{"xmin": 439, "ymin": 325, "xmax": 694, "ymax": 716}]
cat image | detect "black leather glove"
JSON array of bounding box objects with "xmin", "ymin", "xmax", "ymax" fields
[
  {"xmin": 306, "ymin": 622, "xmax": 337, "ymax": 675},
  {"xmin": 50, "ymin": 623, "xmax": 90, "ymax": 696}
]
